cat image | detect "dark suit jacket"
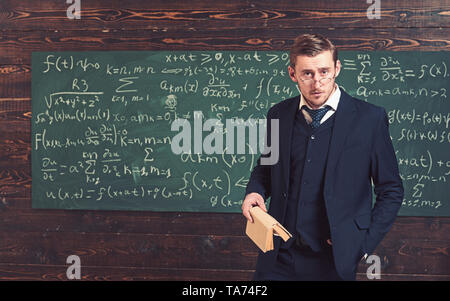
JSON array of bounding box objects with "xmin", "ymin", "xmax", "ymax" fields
[{"xmin": 245, "ymin": 90, "xmax": 404, "ymax": 280}]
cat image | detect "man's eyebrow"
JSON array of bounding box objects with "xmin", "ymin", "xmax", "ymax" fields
[{"xmin": 299, "ymin": 67, "xmax": 331, "ymax": 72}]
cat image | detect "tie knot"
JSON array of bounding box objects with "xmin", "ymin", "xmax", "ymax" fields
[{"xmin": 302, "ymin": 105, "xmax": 331, "ymax": 128}]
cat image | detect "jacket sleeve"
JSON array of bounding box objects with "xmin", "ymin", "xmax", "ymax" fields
[
  {"xmin": 244, "ymin": 107, "xmax": 275, "ymax": 201},
  {"xmin": 365, "ymin": 108, "xmax": 404, "ymax": 255}
]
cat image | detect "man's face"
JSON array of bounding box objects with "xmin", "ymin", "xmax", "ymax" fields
[{"xmin": 288, "ymin": 50, "xmax": 341, "ymax": 109}]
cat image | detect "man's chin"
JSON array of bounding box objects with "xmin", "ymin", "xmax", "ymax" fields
[{"xmin": 306, "ymin": 95, "xmax": 327, "ymax": 106}]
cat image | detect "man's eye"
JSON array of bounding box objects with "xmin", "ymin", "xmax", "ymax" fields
[
  {"xmin": 321, "ymin": 70, "xmax": 329, "ymax": 75},
  {"xmin": 304, "ymin": 72, "xmax": 312, "ymax": 77}
]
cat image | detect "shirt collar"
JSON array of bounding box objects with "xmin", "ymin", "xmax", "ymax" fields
[{"xmin": 299, "ymin": 84, "xmax": 341, "ymax": 111}]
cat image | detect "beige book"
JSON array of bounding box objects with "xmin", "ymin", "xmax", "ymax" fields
[{"xmin": 245, "ymin": 206, "xmax": 292, "ymax": 253}]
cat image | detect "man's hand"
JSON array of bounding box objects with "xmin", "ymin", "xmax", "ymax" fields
[{"xmin": 242, "ymin": 192, "xmax": 267, "ymax": 223}]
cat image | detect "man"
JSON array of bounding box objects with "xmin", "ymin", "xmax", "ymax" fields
[{"xmin": 242, "ymin": 34, "xmax": 404, "ymax": 281}]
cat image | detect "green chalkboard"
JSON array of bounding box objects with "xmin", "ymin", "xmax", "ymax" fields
[{"xmin": 31, "ymin": 51, "xmax": 449, "ymax": 216}]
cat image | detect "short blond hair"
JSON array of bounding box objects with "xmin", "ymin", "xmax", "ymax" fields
[{"xmin": 290, "ymin": 34, "xmax": 338, "ymax": 67}]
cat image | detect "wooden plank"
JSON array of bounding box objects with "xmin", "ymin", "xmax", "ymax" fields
[
  {"xmin": 356, "ymin": 272, "xmax": 450, "ymax": 281},
  {"xmin": 0, "ymin": 116, "xmax": 30, "ymax": 198},
  {"xmin": 0, "ymin": 28, "xmax": 447, "ymax": 97},
  {"xmin": 356, "ymin": 238, "xmax": 450, "ymax": 275},
  {"xmin": 1, "ymin": 0, "xmax": 448, "ymax": 30},
  {"xmin": 0, "ymin": 207, "xmax": 449, "ymax": 239},
  {"xmin": 0, "ymin": 162, "xmax": 30, "ymax": 200},
  {"xmin": 0, "ymin": 28, "xmax": 449, "ymax": 65},
  {"xmin": 1, "ymin": 263, "xmax": 449, "ymax": 281},
  {"xmin": 0, "ymin": 100, "xmax": 30, "ymax": 122},
  {"xmin": 0, "ymin": 263, "xmax": 253, "ymax": 280},
  {"xmin": 0, "ymin": 231, "xmax": 259, "ymax": 270},
  {"xmin": 0, "ymin": 231, "xmax": 448, "ymax": 274},
  {"xmin": 0, "ymin": 208, "xmax": 247, "ymax": 236},
  {"xmin": 0, "ymin": 66, "xmax": 29, "ymax": 98}
]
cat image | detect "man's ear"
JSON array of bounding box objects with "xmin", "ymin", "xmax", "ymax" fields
[
  {"xmin": 288, "ymin": 65, "xmax": 298, "ymax": 83},
  {"xmin": 335, "ymin": 59, "xmax": 342, "ymax": 78}
]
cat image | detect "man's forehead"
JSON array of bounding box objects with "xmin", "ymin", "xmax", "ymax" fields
[{"xmin": 294, "ymin": 51, "xmax": 334, "ymax": 69}]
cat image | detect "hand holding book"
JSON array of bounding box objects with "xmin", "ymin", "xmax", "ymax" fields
[
  {"xmin": 241, "ymin": 192, "xmax": 267, "ymax": 223},
  {"xmin": 245, "ymin": 206, "xmax": 292, "ymax": 253}
]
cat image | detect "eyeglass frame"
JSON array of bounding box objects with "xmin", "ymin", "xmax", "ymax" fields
[{"xmin": 290, "ymin": 66, "xmax": 337, "ymax": 85}]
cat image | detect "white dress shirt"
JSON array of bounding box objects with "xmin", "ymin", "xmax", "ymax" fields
[{"xmin": 298, "ymin": 84, "xmax": 341, "ymax": 125}]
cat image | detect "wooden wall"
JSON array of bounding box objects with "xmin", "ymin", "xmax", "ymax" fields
[{"xmin": 0, "ymin": 0, "xmax": 449, "ymax": 281}]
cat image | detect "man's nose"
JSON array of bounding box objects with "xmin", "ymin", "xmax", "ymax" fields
[{"xmin": 313, "ymin": 74, "xmax": 322, "ymax": 88}]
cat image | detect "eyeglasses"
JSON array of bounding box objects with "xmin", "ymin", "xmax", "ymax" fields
[{"xmin": 297, "ymin": 71, "xmax": 336, "ymax": 85}]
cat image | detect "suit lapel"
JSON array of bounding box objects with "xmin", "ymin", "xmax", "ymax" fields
[
  {"xmin": 279, "ymin": 96, "xmax": 300, "ymax": 194},
  {"xmin": 324, "ymin": 90, "xmax": 357, "ymax": 193}
]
